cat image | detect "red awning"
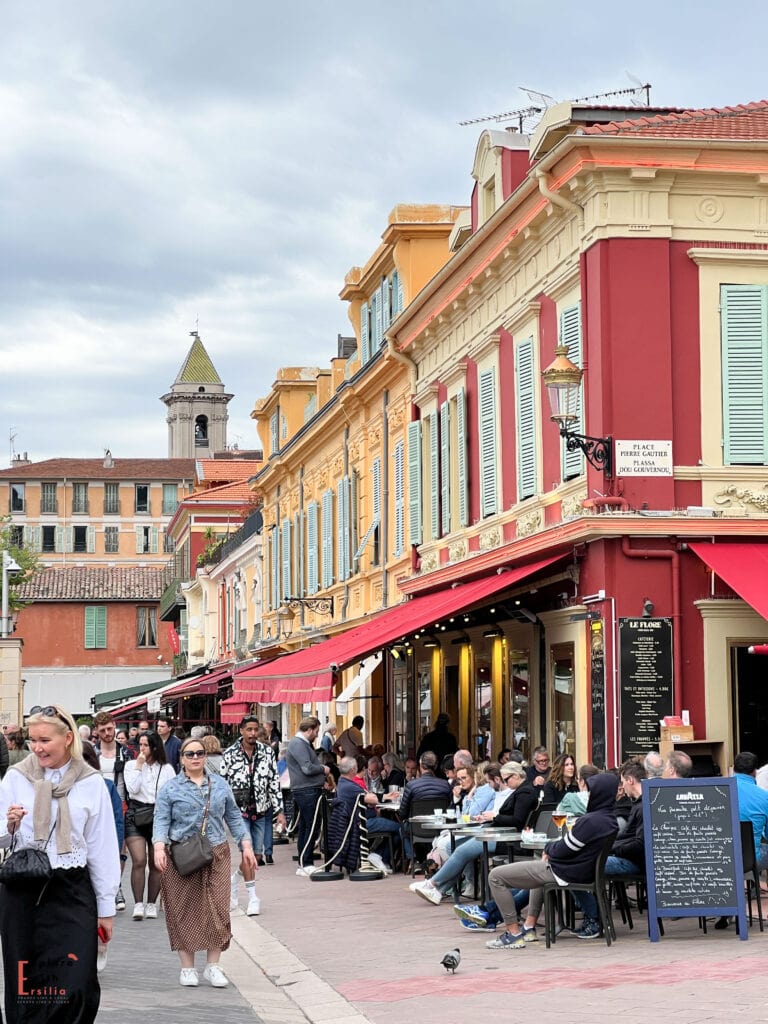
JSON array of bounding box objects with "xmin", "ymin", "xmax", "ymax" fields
[
  {"xmin": 220, "ymin": 699, "xmax": 252, "ymax": 725},
  {"xmin": 110, "ymin": 667, "xmax": 231, "ymax": 718},
  {"xmin": 689, "ymin": 542, "xmax": 768, "ymax": 621},
  {"xmin": 233, "ymin": 554, "xmax": 563, "ymax": 704}
]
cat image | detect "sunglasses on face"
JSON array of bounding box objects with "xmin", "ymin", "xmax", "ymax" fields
[{"xmin": 182, "ymin": 750, "xmax": 206, "ymax": 759}]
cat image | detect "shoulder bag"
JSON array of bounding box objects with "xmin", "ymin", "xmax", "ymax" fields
[
  {"xmin": 169, "ymin": 787, "xmax": 213, "ymax": 876},
  {"xmin": 0, "ymin": 821, "xmax": 57, "ymax": 888},
  {"xmin": 131, "ymin": 765, "xmax": 161, "ymax": 828}
]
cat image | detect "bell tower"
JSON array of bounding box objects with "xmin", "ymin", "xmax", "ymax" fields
[{"xmin": 161, "ymin": 332, "xmax": 233, "ymax": 458}]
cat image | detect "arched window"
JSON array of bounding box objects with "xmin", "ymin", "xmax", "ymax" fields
[{"xmin": 195, "ymin": 415, "xmax": 209, "ymax": 446}]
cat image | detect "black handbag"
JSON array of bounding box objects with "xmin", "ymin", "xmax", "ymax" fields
[
  {"xmin": 0, "ymin": 822, "xmax": 56, "ymax": 888},
  {"xmin": 169, "ymin": 790, "xmax": 213, "ymax": 876},
  {"xmin": 131, "ymin": 765, "xmax": 162, "ymax": 828}
]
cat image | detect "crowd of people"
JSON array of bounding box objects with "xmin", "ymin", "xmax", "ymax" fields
[{"xmin": 1, "ymin": 702, "xmax": 767, "ymax": 1019}]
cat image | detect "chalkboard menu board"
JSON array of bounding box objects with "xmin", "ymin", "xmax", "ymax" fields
[
  {"xmin": 619, "ymin": 617, "xmax": 673, "ymax": 761},
  {"xmin": 589, "ymin": 618, "xmax": 606, "ymax": 768},
  {"xmin": 642, "ymin": 778, "xmax": 747, "ymax": 941}
]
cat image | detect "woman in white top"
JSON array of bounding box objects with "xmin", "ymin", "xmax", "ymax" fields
[
  {"xmin": 124, "ymin": 731, "xmax": 175, "ymax": 921},
  {"xmin": 0, "ymin": 703, "xmax": 120, "ymax": 1024}
]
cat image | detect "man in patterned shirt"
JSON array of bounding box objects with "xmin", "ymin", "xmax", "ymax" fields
[{"xmin": 222, "ymin": 715, "xmax": 286, "ymax": 916}]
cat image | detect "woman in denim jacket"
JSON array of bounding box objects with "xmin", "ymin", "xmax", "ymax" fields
[{"xmin": 153, "ymin": 736, "xmax": 256, "ymax": 989}]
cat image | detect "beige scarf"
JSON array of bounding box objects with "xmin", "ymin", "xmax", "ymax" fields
[{"xmin": 12, "ymin": 756, "xmax": 98, "ymax": 855}]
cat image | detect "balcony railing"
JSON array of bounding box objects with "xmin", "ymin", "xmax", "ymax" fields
[{"xmin": 206, "ymin": 510, "xmax": 263, "ymax": 566}]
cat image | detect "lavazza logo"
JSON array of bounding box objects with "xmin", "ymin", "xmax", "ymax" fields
[{"xmin": 675, "ymin": 792, "xmax": 704, "ymax": 801}]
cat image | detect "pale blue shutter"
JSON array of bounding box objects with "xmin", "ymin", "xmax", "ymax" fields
[
  {"xmin": 515, "ymin": 338, "xmax": 537, "ymax": 499},
  {"xmin": 407, "ymin": 420, "xmax": 423, "ymax": 545},
  {"xmin": 372, "ymin": 457, "xmax": 381, "ymax": 521},
  {"xmin": 23, "ymin": 527, "xmax": 41, "ymax": 552},
  {"xmin": 391, "ymin": 271, "xmax": 401, "ymax": 316},
  {"xmin": 381, "ymin": 278, "xmax": 391, "ymax": 332},
  {"xmin": 456, "ymin": 387, "xmax": 468, "ymax": 528},
  {"xmin": 393, "ymin": 441, "xmax": 405, "ymax": 556},
  {"xmin": 55, "ymin": 526, "xmax": 64, "ymax": 553},
  {"xmin": 440, "ymin": 401, "xmax": 451, "ymax": 536},
  {"xmin": 135, "ymin": 527, "xmax": 144, "ymax": 554},
  {"xmin": 307, "ymin": 501, "xmax": 319, "ymax": 593},
  {"xmin": 429, "ymin": 413, "xmax": 440, "ymax": 538},
  {"xmin": 269, "ymin": 526, "xmax": 279, "ymax": 609},
  {"xmin": 337, "ymin": 477, "xmax": 350, "ymax": 581},
  {"xmin": 270, "ymin": 412, "xmax": 278, "ymax": 455},
  {"xmin": 560, "ymin": 303, "xmax": 584, "ymax": 478},
  {"xmin": 281, "ymin": 518, "xmax": 292, "ymax": 598},
  {"xmin": 151, "ymin": 527, "xmax": 159, "ymax": 553},
  {"xmin": 478, "ymin": 367, "xmax": 499, "ymax": 516},
  {"xmin": 64, "ymin": 527, "xmax": 73, "ymax": 553},
  {"xmin": 321, "ymin": 489, "xmax": 334, "ymax": 587},
  {"xmin": 87, "ymin": 526, "xmax": 96, "ymax": 553},
  {"xmin": 371, "ymin": 292, "xmax": 380, "ymax": 351},
  {"xmin": 375, "ymin": 286, "xmax": 384, "ymax": 348},
  {"xmin": 295, "ymin": 511, "xmax": 304, "ymax": 598},
  {"xmin": 397, "ymin": 272, "xmax": 404, "ymax": 312},
  {"xmin": 722, "ymin": 284, "xmax": 768, "ymax": 464},
  {"xmin": 360, "ymin": 301, "xmax": 370, "ymax": 363}
]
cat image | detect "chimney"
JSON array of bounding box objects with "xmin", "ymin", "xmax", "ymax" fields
[{"xmin": 11, "ymin": 452, "xmax": 31, "ymax": 467}]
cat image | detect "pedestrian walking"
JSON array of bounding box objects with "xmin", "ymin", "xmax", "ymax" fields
[
  {"xmin": 152, "ymin": 736, "xmax": 257, "ymax": 988},
  {"xmin": 0, "ymin": 704, "xmax": 120, "ymax": 1023},
  {"xmin": 124, "ymin": 731, "xmax": 175, "ymax": 921}
]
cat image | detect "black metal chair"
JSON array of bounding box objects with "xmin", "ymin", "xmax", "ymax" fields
[
  {"xmin": 542, "ymin": 834, "xmax": 616, "ymax": 947},
  {"xmin": 404, "ymin": 796, "xmax": 451, "ymax": 876},
  {"xmin": 741, "ymin": 820, "xmax": 765, "ymax": 932}
]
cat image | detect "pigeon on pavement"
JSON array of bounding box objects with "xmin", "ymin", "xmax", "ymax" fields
[{"xmin": 440, "ymin": 948, "xmax": 461, "ymax": 973}]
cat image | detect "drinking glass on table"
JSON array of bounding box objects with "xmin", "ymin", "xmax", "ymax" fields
[{"xmin": 552, "ymin": 812, "xmax": 567, "ymax": 836}]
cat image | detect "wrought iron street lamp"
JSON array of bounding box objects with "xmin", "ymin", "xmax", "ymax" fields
[
  {"xmin": 542, "ymin": 343, "xmax": 612, "ymax": 476},
  {"xmin": 284, "ymin": 596, "xmax": 334, "ymax": 616}
]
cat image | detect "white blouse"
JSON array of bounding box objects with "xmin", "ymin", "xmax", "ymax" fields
[
  {"xmin": 124, "ymin": 760, "xmax": 175, "ymax": 803},
  {"xmin": 0, "ymin": 762, "xmax": 121, "ymax": 917}
]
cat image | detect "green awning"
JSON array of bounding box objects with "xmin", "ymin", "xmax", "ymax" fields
[{"xmin": 93, "ymin": 680, "xmax": 165, "ymax": 710}]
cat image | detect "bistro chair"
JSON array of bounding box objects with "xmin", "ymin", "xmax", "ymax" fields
[
  {"xmin": 404, "ymin": 796, "xmax": 451, "ymax": 876},
  {"xmin": 542, "ymin": 834, "xmax": 616, "ymax": 947},
  {"xmin": 741, "ymin": 820, "xmax": 764, "ymax": 932}
]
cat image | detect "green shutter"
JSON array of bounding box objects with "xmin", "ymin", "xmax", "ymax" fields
[
  {"xmin": 560, "ymin": 303, "xmax": 584, "ymax": 479},
  {"xmin": 515, "ymin": 338, "xmax": 537, "ymax": 499},
  {"xmin": 85, "ymin": 607, "xmax": 95, "ymax": 648},
  {"xmin": 360, "ymin": 302, "xmax": 370, "ymax": 363},
  {"xmin": 440, "ymin": 401, "xmax": 451, "ymax": 536},
  {"xmin": 95, "ymin": 606, "xmax": 107, "ymax": 648},
  {"xmin": 393, "ymin": 441, "xmax": 405, "ymax": 556},
  {"xmin": 478, "ymin": 367, "xmax": 499, "ymax": 516},
  {"xmin": 407, "ymin": 420, "xmax": 423, "ymax": 546},
  {"xmin": 456, "ymin": 387, "xmax": 468, "ymax": 527},
  {"xmin": 87, "ymin": 526, "xmax": 96, "ymax": 553},
  {"xmin": 722, "ymin": 284, "xmax": 768, "ymax": 464},
  {"xmin": 150, "ymin": 527, "xmax": 159, "ymax": 554},
  {"xmin": 307, "ymin": 501, "xmax": 319, "ymax": 594}
]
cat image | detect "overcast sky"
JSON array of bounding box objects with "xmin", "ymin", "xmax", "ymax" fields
[{"xmin": 2, "ymin": 1, "xmax": 767, "ymax": 465}]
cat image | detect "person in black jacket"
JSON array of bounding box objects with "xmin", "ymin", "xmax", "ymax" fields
[
  {"xmin": 410, "ymin": 761, "xmax": 537, "ymax": 905},
  {"xmin": 485, "ymin": 772, "xmax": 619, "ymax": 947},
  {"xmin": 416, "ymin": 714, "xmax": 458, "ymax": 762},
  {"xmin": 398, "ymin": 751, "xmax": 452, "ymax": 820},
  {"xmin": 604, "ymin": 761, "xmax": 645, "ymax": 876}
]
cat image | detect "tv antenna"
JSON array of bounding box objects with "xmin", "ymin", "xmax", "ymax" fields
[
  {"xmin": 459, "ymin": 82, "xmax": 652, "ymax": 129},
  {"xmin": 9, "ymin": 429, "xmax": 17, "ymax": 465}
]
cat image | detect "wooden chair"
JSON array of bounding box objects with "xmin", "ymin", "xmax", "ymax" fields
[{"xmin": 542, "ymin": 834, "xmax": 616, "ymax": 947}]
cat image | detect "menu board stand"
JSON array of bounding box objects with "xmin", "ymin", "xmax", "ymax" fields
[{"xmin": 642, "ymin": 777, "xmax": 747, "ymax": 942}]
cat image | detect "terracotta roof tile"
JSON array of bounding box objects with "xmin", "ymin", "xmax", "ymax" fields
[
  {"xmin": 583, "ymin": 100, "xmax": 768, "ymax": 139},
  {"xmin": 183, "ymin": 480, "xmax": 255, "ymax": 504},
  {"xmin": 195, "ymin": 459, "xmax": 263, "ymax": 482},
  {"xmin": 0, "ymin": 458, "xmax": 196, "ymax": 481},
  {"xmin": 17, "ymin": 565, "xmax": 173, "ymax": 602}
]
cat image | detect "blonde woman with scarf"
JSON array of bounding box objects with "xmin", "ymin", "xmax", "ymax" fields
[{"xmin": 0, "ymin": 705, "xmax": 120, "ymax": 1024}]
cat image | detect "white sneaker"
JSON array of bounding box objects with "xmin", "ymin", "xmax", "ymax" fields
[
  {"xmin": 296, "ymin": 866, "xmax": 318, "ymax": 877},
  {"xmin": 144, "ymin": 902, "xmax": 158, "ymax": 919},
  {"xmin": 179, "ymin": 968, "xmax": 199, "ymax": 987},
  {"xmin": 203, "ymin": 963, "xmax": 229, "ymax": 988},
  {"xmin": 132, "ymin": 902, "xmax": 144, "ymax": 920},
  {"xmin": 96, "ymin": 948, "xmax": 108, "ymax": 974},
  {"xmin": 368, "ymin": 852, "xmax": 392, "ymax": 875},
  {"xmin": 230, "ymin": 894, "xmax": 239, "ymax": 911},
  {"xmin": 246, "ymin": 893, "xmax": 261, "ymax": 916},
  {"xmin": 411, "ymin": 880, "xmax": 442, "ymax": 905}
]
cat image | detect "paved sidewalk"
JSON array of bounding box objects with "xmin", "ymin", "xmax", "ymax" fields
[{"xmin": 223, "ymin": 844, "xmax": 768, "ymax": 1024}]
